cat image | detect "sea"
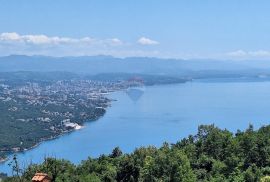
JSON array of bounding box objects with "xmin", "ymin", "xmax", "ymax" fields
[{"xmin": 1, "ymin": 79, "xmax": 270, "ymax": 174}]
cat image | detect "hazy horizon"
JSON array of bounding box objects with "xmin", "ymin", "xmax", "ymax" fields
[
  {"xmin": 2, "ymin": 54, "xmax": 270, "ymax": 62},
  {"xmin": 1, "ymin": 0, "xmax": 270, "ymax": 60}
]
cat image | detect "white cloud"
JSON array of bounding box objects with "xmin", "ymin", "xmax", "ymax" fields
[
  {"xmin": 0, "ymin": 32, "xmax": 74, "ymax": 44},
  {"xmin": 0, "ymin": 32, "xmax": 21, "ymax": 41},
  {"xmin": 227, "ymin": 50, "xmax": 247, "ymax": 57},
  {"xmin": 227, "ymin": 50, "xmax": 270, "ymax": 59},
  {"xmin": 3, "ymin": 33, "xmax": 270, "ymax": 60},
  {"xmin": 0, "ymin": 32, "xmax": 163, "ymax": 57},
  {"xmin": 110, "ymin": 38, "xmax": 123, "ymax": 45},
  {"xmin": 249, "ymin": 50, "xmax": 270, "ymax": 57},
  {"xmin": 0, "ymin": 32, "xmax": 124, "ymax": 46},
  {"xmin": 137, "ymin": 37, "xmax": 159, "ymax": 45}
]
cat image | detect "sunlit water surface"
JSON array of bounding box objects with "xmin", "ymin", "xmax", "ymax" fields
[{"xmin": 1, "ymin": 80, "xmax": 270, "ymax": 174}]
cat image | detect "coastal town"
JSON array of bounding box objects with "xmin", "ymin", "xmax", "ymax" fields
[
  {"xmin": 0, "ymin": 71, "xmax": 190, "ymax": 164},
  {"xmin": 0, "ymin": 78, "xmax": 129, "ymax": 161}
]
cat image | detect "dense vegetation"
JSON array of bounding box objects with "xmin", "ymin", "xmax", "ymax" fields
[
  {"xmin": 4, "ymin": 124, "xmax": 270, "ymax": 182},
  {"xmin": 0, "ymin": 79, "xmax": 108, "ymax": 158}
]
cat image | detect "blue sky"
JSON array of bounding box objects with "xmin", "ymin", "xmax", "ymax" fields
[{"xmin": 0, "ymin": 0, "xmax": 270, "ymax": 59}]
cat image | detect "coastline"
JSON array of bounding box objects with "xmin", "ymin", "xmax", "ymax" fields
[
  {"xmin": 0, "ymin": 81, "xmax": 190, "ymax": 166},
  {"xmin": 0, "ymin": 102, "xmax": 111, "ymax": 164},
  {"xmin": 2, "ymin": 80, "xmax": 268, "ymax": 177}
]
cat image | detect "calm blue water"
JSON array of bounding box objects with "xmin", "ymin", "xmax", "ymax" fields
[{"xmin": 1, "ymin": 81, "xmax": 270, "ymax": 174}]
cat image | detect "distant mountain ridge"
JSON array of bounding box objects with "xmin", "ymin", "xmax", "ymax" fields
[{"xmin": 0, "ymin": 55, "xmax": 270, "ymax": 75}]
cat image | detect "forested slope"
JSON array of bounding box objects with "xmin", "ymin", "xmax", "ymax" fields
[{"xmin": 4, "ymin": 124, "xmax": 270, "ymax": 181}]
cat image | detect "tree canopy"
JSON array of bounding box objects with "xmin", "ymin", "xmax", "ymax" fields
[{"xmin": 4, "ymin": 124, "xmax": 270, "ymax": 182}]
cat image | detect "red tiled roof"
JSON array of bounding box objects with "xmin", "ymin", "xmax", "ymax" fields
[{"xmin": 32, "ymin": 173, "xmax": 50, "ymax": 181}]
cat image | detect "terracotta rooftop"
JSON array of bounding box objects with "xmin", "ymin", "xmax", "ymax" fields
[{"xmin": 32, "ymin": 173, "xmax": 51, "ymax": 182}]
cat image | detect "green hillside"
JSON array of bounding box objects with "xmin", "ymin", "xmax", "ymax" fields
[{"xmin": 4, "ymin": 124, "xmax": 270, "ymax": 182}]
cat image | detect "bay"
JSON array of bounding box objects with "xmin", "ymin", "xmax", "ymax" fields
[{"xmin": 1, "ymin": 80, "xmax": 270, "ymax": 174}]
